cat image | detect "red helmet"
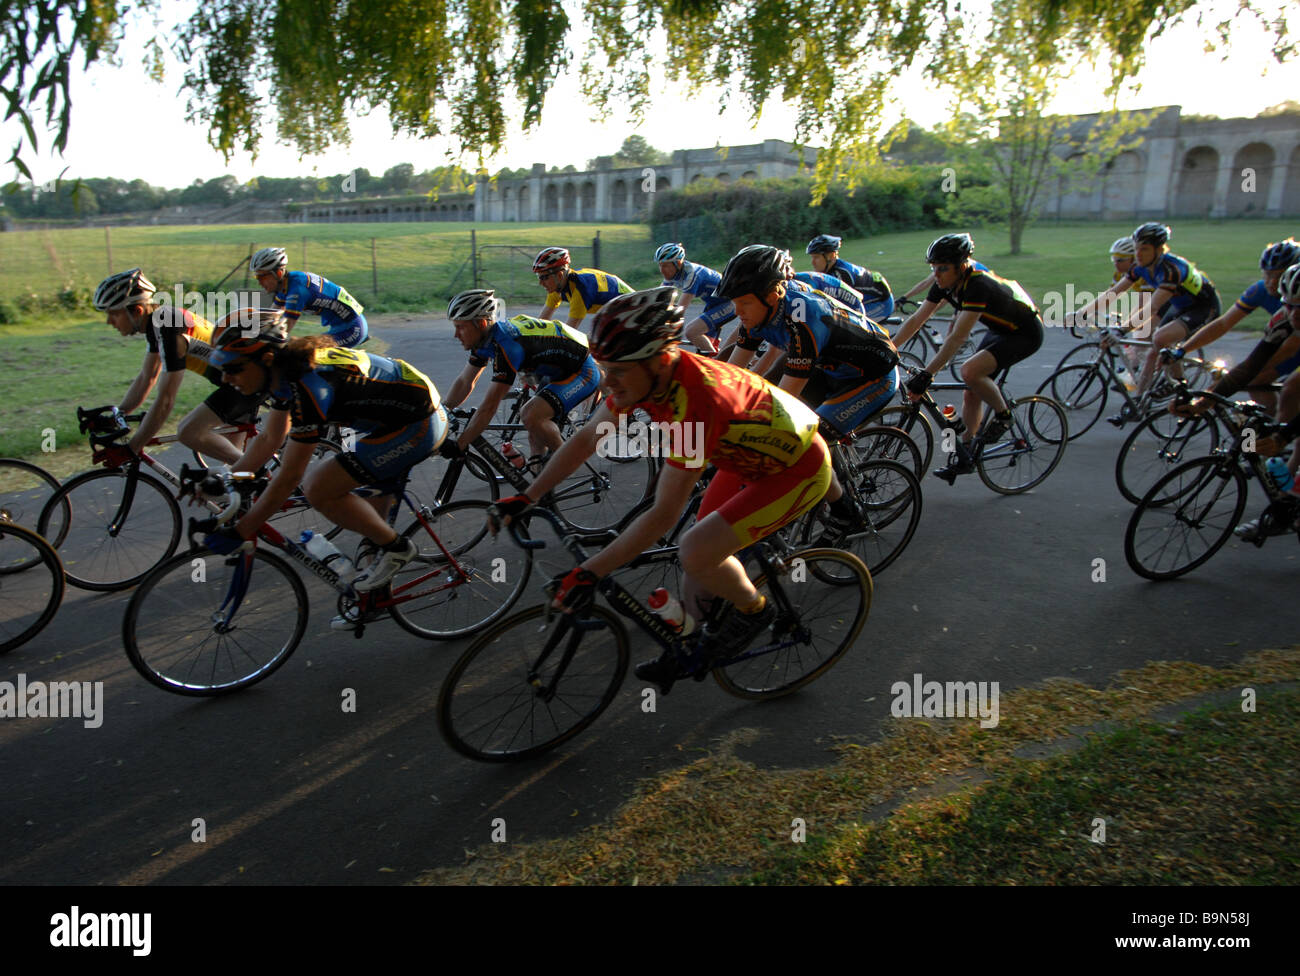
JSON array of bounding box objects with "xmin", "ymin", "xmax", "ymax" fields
[
  {"xmin": 590, "ymin": 287, "xmax": 685, "ymax": 362},
  {"xmin": 533, "ymin": 247, "xmax": 571, "ymax": 275}
]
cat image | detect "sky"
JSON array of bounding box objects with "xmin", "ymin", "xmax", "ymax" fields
[{"xmin": 5, "ymin": 0, "xmax": 1300, "ymax": 190}]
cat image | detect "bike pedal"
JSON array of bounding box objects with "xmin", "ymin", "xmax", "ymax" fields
[{"xmin": 353, "ymin": 623, "xmax": 366, "ymax": 639}]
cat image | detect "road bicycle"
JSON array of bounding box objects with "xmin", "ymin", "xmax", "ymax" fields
[
  {"xmin": 0, "ymin": 513, "xmax": 65, "ymax": 655},
  {"xmin": 1123, "ymin": 387, "xmax": 1298, "ymax": 580},
  {"xmin": 436, "ymin": 506, "xmax": 871, "ymax": 762},
  {"xmin": 1038, "ymin": 320, "xmax": 1219, "ymax": 440},
  {"xmin": 121, "ymin": 463, "xmax": 534, "ymax": 695},
  {"xmin": 36, "ymin": 406, "xmax": 336, "ymax": 591},
  {"xmin": 875, "ymin": 366, "xmax": 1069, "ymax": 494}
]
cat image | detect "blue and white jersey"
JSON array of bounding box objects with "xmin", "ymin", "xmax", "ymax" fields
[
  {"xmin": 793, "ymin": 271, "xmax": 865, "ymax": 317},
  {"xmin": 663, "ymin": 260, "xmax": 735, "ymax": 319}
]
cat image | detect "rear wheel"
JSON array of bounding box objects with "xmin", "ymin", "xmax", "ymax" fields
[
  {"xmin": 1124, "ymin": 457, "xmax": 1247, "ymax": 580},
  {"xmin": 0, "ymin": 458, "xmax": 67, "ymax": 545},
  {"xmin": 1115, "ymin": 411, "xmax": 1221, "ymax": 505},
  {"xmin": 0, "ymin": 520, "xmax": 65, "ymax": 654},
  {"xmin": 1037, "ymin": 363, "xmax": 1107, "ymax": 441},
  {"xmin": 873, "ymin": 404, "xmax": 935, "ymax": 474},
  {"xmin": 975, "ymin": 395, "xmax": 1068, "ymax": 494}
]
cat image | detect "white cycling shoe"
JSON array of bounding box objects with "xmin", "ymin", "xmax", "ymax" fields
[{"xmin": 352, "ymin": 537, "xmax": 417, "ymax": 592}]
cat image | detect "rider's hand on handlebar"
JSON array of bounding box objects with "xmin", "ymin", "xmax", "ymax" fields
[
  {"xmin": 487, "ymin": 494, "xmax": 534, "ymax": 534},
  {"xmin": 904, "ymin": 369, "xmax": 933, "ymax": 401},
  {"xmin": 1158, "ymin": 346, "xmax": 1185, "ymax": 364},
  {"xmin": 438, "ymin": 438, "xmax": 463, "ymax": 460},
  {"xmin": 545, "ymin": 567, "xmax": 600, "ymax": 614}
]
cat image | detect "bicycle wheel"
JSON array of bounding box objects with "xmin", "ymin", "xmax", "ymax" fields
[
  {"xmin": 266, "ymin": 438, "xmax": 346, "ymax": 543},
  {"xmin": 406, "ymin": 449, "xmax": 500, "ymax": 506},
  {"xmin": 848, "ymin": 425, "xmax": 923, "ymax": 478},
  {"xmin": 123, "ymin": 546, "xmax": 308, "ymax": 695},
  {"xmin": 388, "ymin": 499, "xmax": 532, "ymax": 640},
  {"xmin": 1037, "ymin": 363, "xmax": 1107, "ymax": 441},
  {"xmin": 976, "ymin": 395, "xmax": 1068, "ymax": 494},
  {"xmin": 0, "ymin": 521, "xmax": 65, "ymax": 654},
  {"xmin": 0, "ymin": 458, "xmax": 67, "ymax": 544},
  {"xmin": 1115, "ymin": 411, "xmax": 1221, "ymax": 506},
  {"xmin": 38, "ymin": 468, "xmax": 182, "ymax": 591},
  {"xmin": 799, "ymin": 458, "xmax": 922, "ymax": 577},
  {"xmin": 437, "ymin": 603, "xmax": 630, "ymax": 762},
  {"xmin": 874, "ymin": 404, "xmax": 935, "ymax": 474},
  {"xmin": 549, "ymin": 452, "xmax": 657, "ymax": 533},
  {"xmin": 1055, "ymin": 340, "xmax": 1102, "ymax": 372},
  {"xmin": 714, "ymin": 547, "xmax": 871, "ymax": 700},
  {"xmin": 1123, "ymin": 457, "xmax": 1247, "ymax": 581}
]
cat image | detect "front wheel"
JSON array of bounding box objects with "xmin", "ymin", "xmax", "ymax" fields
[
  {"xmin": 123, "ymin": 546, "xmax": 308, "ymax": 695},
  {"xmin": 798, "ymin": 458, "xmax": 922, "ymax": 577},
  {"xmin": 388, "ymin": 499, "xmax": 532, "ymax": 640},
  {"xmin": 437, "ymin": 603, "xmax": 630, "ymax": 762},
  {"xmin": 1037, "ymin": 363, "xmax": 1107, "ymax": 441},
  {"xmin": 0, "ymin": 520, "xmax": 65, "ymax": 655},
  {"xmin": 38, "ymin": 468, "xmax": 182, "ymax": 590},
  {"xmin": 975, "ymin": 395, "xmax": 1068, "ymax": 494},
  {"xmin": 713, "ymin": 547, "xmax": 871, "ymax": 700},
  {"xmin": 1123, "ymin": 457, "xmax": 1247, "ymax": 581}
]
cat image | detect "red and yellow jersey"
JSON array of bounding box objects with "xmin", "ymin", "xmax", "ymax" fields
[{"xmin": 613, "ymin": 352, "xmax": 819, "ymax": 480}]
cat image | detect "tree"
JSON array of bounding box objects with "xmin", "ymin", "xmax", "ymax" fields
[{"xmin": 3, "ymin": 1, "xmax": 1295, "ymax": 190}]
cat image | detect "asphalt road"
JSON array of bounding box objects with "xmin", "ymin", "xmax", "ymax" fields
[{"xmin": 2, "ymin": 317, "xmax": 1294, "ymax": 884}]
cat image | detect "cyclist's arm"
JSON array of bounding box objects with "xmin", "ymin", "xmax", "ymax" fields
[
  {"xmin": 129, "ymin": 369, "xmax": 185, "ymax": 455},
  {"xmin": 233, "ymin": 406, "xmax": 290, "ymax": 475},
  {"xmin": 457, "ymin": 380, "xmax": 509, "ymax": 450},
  {"xmin": 443, "ymin": 361, "xmax": 484, "ymax": 409},
  {"xmin": 539, "ymin": 293, "xmax": 562, "ymax": 321},
  {"xmin": 1183, "ymin": 305, "xmax": 1247, "ymax": 354},
  {"xmin": 752, "ymin": 344, "xmax": 783, "ymax": 377},
  {"xmin": 924, "ymin": 310, "xmax": 979, "ymax": 375},
  {"xmin": 118, "ymin": 351, "xmax": 163, "ymax": 414},
  {"xmin": 235, "ymin": 435, "xmax": 314, "ymax": 539},
  {"xmin": 892, "ymin": 299, "xmax": 941, "ymax": 348},
  {"xmin": 902, "ymin": 273, "xmax": 935, "ymax": 300},
  {"xmin": 566, "ymin": 315, "xmax": 585, "ymax": 331},
  {"xmin": 581, "ymin": 463, "xmax": 701, "ymax": 578},
  {"xmin": 1074, "ymin": 278, "xmax": 1131, "ymax": 322},
  {"xmin": 778, "ymin": 373, "xmax": 809, "ymax": 398}
]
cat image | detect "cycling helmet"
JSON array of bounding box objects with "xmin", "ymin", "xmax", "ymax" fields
[
  {"xmin": 1260, "ymin": 239, "xmax": 1300, "ymax": 272},
  {"xmin": 806, "ymin": 234, "xmax": 842, "ymax": 255},
  {"xmin": 716, "ymin": 245, "xmax": 789, "ymax": 300},
  {"xmin": 210, "ymin": 309, "xmax": 289, "ymax": 368},
  {"xmin": 93, "ymin": 268, "xmax": 156, "ymax": 311},
  {"xmin": 925, "ymin": 233, "xmax": 974, "ymax": 265},
  {"xmin": 250, "ymin": 247, "xmax": 288, "ymax": 273},
  {"xmin": 1279, "ymin": 264, "xmax": 1300, "ymax": 305},
  {"xmin": 1132, "ymin": 222, "xmax": 1170, "ymax": 247},
  {"xmin": 1109, "ymin": 237, "xmax": 1137, "ymax": 256},
  {"xmin": 533, "ymin": 247, "xmax": 570, "ymax": 275},
  {"xmin": 654, "ymin": 242, "xmax": 686, "ymax": 264},
  {"xmin": 589, "ymin": 287, "xmax": 685, "ymax": 362},
  {"xmin": 447, "ymin": 289, "xmax": 500, "ymax": 321}
]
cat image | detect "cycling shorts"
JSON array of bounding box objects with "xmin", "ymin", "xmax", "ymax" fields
[
  {"xmin": 204, "ymin": 385, "xmax": 263, "ymax": 425},
  {"xmin": 323, "ymin": 312, "xmax": 370, "ymax": 347},
  {"xmin": 536, "ymin": 359, "xmax": 601, "ymax": 422},
  {"xmin": 1157, "ymin": 286, "xmax": 1219, "ymax": 334},
  {"xmin": 697, "ymin": 435, "xmax": 832, "ymax": 546},
  {"xmin": 337, "ymin": 407, "xmax": 447, "ymax": 485},
  {"xmin": 976, "ymin": 326, "xmax": 1043, "ymax": 371},
  {"xmin": 863, "ymin": 296, "xmax": 894, "ymax": 326},
  {"xmin": 815, "ymin": 368, "xmax": 901, "ymax": 435},
  {"xmin": 694, "ymin": 305, "xmax": 738, "ymax": 338}
]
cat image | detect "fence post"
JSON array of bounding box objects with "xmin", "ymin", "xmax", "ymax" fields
[
  {"xmin": 371, "ymin": 237, "xmax": 378, "ymax": 297},
  {"xmin": 105, "ymin": 226, "xmax": 113, "ymax": 274},
  {"xmin": 302, "ymin": 237, "xmax": 308, "ymax": 270},
  {"xmin": 245, "ymin": 243, "xmax": 254, "ymax": 287},
  {"xmin": 592, "ymin": 229, "xmax": 601, "ymax": 268},
  {"xmin": 470, "ymin": 229, "xmax": 479, "ymax": 289}
]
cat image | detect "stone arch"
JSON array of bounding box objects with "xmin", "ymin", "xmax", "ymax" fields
[
  {"xmin": 1174, "ymin": 146, "xmax": 1219, "ymax": 217},
  {"xmin": 1056, "ymin": 152, "xmax": 1099, "ymax": 218},
  {"xmin": 544, "ymin": 183, "xmax": 559, "ymax": 221},
  {"xmin": 610, "ymin": 179, "xmax": 629, "ymax": 222},
  {"xmin": 716, "ymin": 172, "xmax": 732, "ymax": 184},
  {"xmin": 562, "ymin": 182, "xmax": 577, "ymax": 221},
  {"xmin": 1227, "ymin": 142, "xmax": 1275, "ymax": 216},
  {"xmin": 1101, "ymin": 150, "xmax": 1142, "ymax": 220},
  {"xmin": 517, "ymin": 184, "xmax": 530, "ymax": 222},
  {"xmin": 690, "ymin": 173, "xmax": 705, "ymax": 183},
  {"xmin": 741, "ymin": 170, "xmax": 758, "ymax": 181},
  {"xmin": 1283, "ymin": 145, "xmax": 1300, "ymax": 217},
  {"xmin": 580, "ymin": 181, "xmax": 596, "ymax": 220}
]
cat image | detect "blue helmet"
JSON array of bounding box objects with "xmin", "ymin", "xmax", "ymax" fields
[
  {"xmin": 1260, "ymin": 239, "xmax": 1300, "ymax": 272},
  {"xmin": 654, "ymin": 242, "xmax": 686, "ymax": 264},
  {"xmin": 806, "ymin": 234, "xmax": 842, "ymax": 255}
]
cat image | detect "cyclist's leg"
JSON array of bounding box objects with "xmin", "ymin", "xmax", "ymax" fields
[
  {"xmin": 684, "ymin": 316, "xmax": 719, "ymax": 355},
  {"xmin": 325, "ymin": 313, "xmax": 369, "ymax": 348},
  {"xmin": 178, "ymin": 389, "xmax": 259, "ymax": 464},
  {"xmin": 814, "ymin": 372, "xmax": 898, "ymax": 513},
  {"xmin": 525, "ymin": 361, "xmax": 600, "ymax": 457},
  {"xmin": 1138, "ymin": 308, "xmax": 1192, "ymax": 393},
  {"xmin": 863, "ymin": 296, "xmax": 894, "ymax": 324}
]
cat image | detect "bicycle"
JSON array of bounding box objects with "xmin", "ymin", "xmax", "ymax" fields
[
  {"xmin": 0, "ymin": 514, "xmax": 65, "ymax": 655},
  {"xmin": 1038, "ymin": 319, "xmax": 1220, "ymax": 440},
  {"xmin": 1123, "ymin": 388, "xmax": 1298, "ymax": 580},
  {"xmin": 122, "ymin": 463, "xmax": 534, "ymax": 695},
  {"xmin": 877, "ymin": 366, "xmax": 1069, "ymax": 494},
  {"xmin": 36, "ymin": 406, "xmax": 337, "ymax": 591},
  {"xmin": 0, "ymin": 457, "xmax": 67, "ymax": 534},
  {"xmin": 436, "ymin": 506, "xmax": 871, "ymax": 762}
]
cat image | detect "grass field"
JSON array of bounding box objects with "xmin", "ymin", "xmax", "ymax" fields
[{"xmin": 1, "ymin": 217, "xmax": 1293, "ymax": 460}]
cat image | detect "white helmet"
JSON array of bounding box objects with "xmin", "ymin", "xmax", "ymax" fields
[
  {"xmin": 94, "ymin": 268, "xmax": 156, "ymax": 311},
  {"xmin": 1109, "ymin": 237, "xmax": 1136, "ymax": 257},
  {"xmin": 447, "ymin": 289, "xmax": 501, "ymax": 321},
  {"xmin": 1279, "ymin": 264, "xmax": 1300, "ymax": 305},
  {"xmin": 250, "ymin": 247, "xmax": 288, "ymax": 273}
]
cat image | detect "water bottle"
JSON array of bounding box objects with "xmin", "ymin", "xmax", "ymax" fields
[
  {"xmin": 1115, "ymin": 364, "xmax": 1137, "ymax": 393},
  {"xmin": 501, "ymin": 442, "xmax": 526, "ymax": 470},
  {"xmin": 648, "ymin": 588, "xmax": 696, "ymax": 636},
  {"xmin": 299, "ymin": 530, "xmax": 356, "ymax": 582},
  {"xmin": 1265, "ymin": 457, "xmax": 1295, "ymax": 494},
  {"xmin": 940, "ymin": 404, "xmax": 966, "ymax": 434}
]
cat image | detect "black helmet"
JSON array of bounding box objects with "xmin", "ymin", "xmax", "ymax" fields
[
  {"xmin": 806, "ymin": 234, "xmax": 842, "ymax": 255},
  {"xmin": 1260, "ymin": 239, "xmax": 1300, "ymax": 272},
  {"xmin": 589, "ymin": 287, "xmax": 685, "ymax": 362},
  {"xmin": 925, "ymin": 233, "xmax": 974, "ymax": 265},
  {"xmin": 716, "ymin": 245, "xmax": 788, "ymax": 300},
  {"xmin": 1132, "ymin": 222, "xmax": 1170, "ymax": 247}
]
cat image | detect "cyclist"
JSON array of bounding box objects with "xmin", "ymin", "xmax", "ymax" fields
[
  {"xmin": 442, "ymin": 288, "xmax": 601, "ymax": 465},
  {"xmin": 654, "ymin": 242, "xmax": 736, "ymax": 354},
  {"xmin": 891, "ymin": 233, "xmax": 1045, "ymax": 482},
  {"xmin": 203, "ymin": 324, "xmax": 447, "ymax": 592},
  {"xmin": 95, "ymin": 268, "xmax": 263, "ymax": 464},
  {"xmin": 250, "ymin": 246, "xmax": 369, "ymax": 347},
  {"xmin": 489, "ymin": 287, "xmax": 832, "ymax": 690},
  {"xmin": 805, "ymin": 234, "xmax": 894, "ymax": 322},
  {"xmin": 535, "ymin": 246, "xmax": 633, "ymax": 331},
  {"xmin": 717, "ymin": 244, "xmax": 899, "ymax": 538},
  {"xmin": 1071, "ymin": 223, "xmax": 1220, "ymax": 424}
]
